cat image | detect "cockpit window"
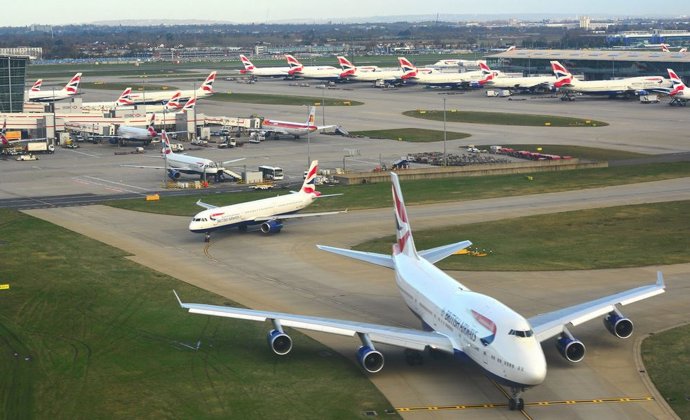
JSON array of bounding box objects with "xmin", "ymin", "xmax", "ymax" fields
[{"xmin": 508, "ymin": 329, "xmax": 534, "ymax": 338}]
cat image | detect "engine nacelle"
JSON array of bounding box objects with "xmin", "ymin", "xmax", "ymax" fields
[
  {"xmin": 260, "ymin": 220, "xmax": 283, "ymax": 234},
  {"xmin": 167, "ymin": 169, "xmax": 181, "ymax": 180},
  {"xmin": 356, "ymin": 345, "xmax": 384, "ymax": 373},
  {"xmin": 556, "ymin": 335, "xmax": 586, "ymax": 363},
  {"xmin": 266, "ymin": 329, "xmax": 292, "ymax": 355},
  {"xmin": 603, "ymin": 312, "xmax": 634, "ymax": 339}
]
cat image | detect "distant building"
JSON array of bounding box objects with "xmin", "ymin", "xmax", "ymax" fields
[
  {"xmin": 579, "ymin": 16, "xmax": 591, "ymax": 30},
  {"xmin": 0, "ymin": 47, "xmax": 43, "ymax": 60},
  {"xmin": 0, "ymin": 55, "xmax": 29, "ymax": 113}
]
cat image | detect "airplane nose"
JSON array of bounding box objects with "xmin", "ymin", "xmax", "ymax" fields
[{"xmin": 522, "ymin": 350, "xmax": 547, "ymax": 386}]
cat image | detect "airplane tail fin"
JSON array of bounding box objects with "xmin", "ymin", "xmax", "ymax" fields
[
  {"xmin": 337, "ymin": 56, "xmax": 356, "ymax": 78},
  {"xmin": 30, "ymin": 79, "xmax": 43, "ymax": 92},
  {"xmin": 550, "ymin": 61, "xmax": 572, "ymax": 87},
  {"xmin": 165, "ymin": 91, "xmax": 182, "ymax": 110},
  {"xmin": 680, "ymin": 47, "xmax": 688, "ymax": 53},
  {"xmin": 64, "ymin": 73, "xmax": 82, "ymax": 96},
  {"xmin": 285, "ymin": 54, "xmax": 304, "ymax": 75},
  {"xmin": 147, "ymin": 114, "xmax": 157, "ymax": 138},
  {"xmin": 116, "ymin": 87, "xmax": 134, "ymax": 106},
  {"xmin": 182, "ymin": 97, "xmax": 196, "ymax": 111},
  {"xmin": 667, "ymin": 68, "xmax": 686, "ymax": 96},
  {"xmin": 300, "ymin": 160, "xmax": 319, "ymax": 195},
  {"xmin": 305, "ymin": 106, "xmax": 316, "ymax": 127},
  {"xmin": 390, "ymin": 172, "xmax": 418, "ymax": 257},
  {"xmin": 199, "ymin": 71, "xmax": 216, "ymax": 94},
  {"xmin": 239, "ymin": 55, "xmax": 255, "ymax": 73},
  {"xmin": 160, "ymin": 130, "xmax": 174, "ymax": 156},
  {"xmin": 398, "ymin": 57, "xmax": 418, "ymax": 79},
  {"xmin": 0, "ymin": 119, "xmax": 8, "ymax": 146},
  {"xmin": 661, "ymin": 44, "xmax": 670, "ymax": 52},
  {"xmin": 505, "ymin": 45, "xmax": 516, "ymax": 52}
]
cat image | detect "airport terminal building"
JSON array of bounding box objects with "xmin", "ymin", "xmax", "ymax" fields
[
  {"xmin": 486, "ymin": 49, "xmax": 690, "ymax": 82},
  {"xmin": 0, "ymin": 55, "xmax": 28, "ymax": 113}
]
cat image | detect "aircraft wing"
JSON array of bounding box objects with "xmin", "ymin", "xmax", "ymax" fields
[
  {"xmin": 173, "ymin": 291, "xmax": 455, "ymax": 352},
  {"xmin": 528, "ymin": 272, "xmax": 665, "ymax": 342},
  {"xmin": 253, "ymin": 210, "xmax": 347, "ymax": 222},
  {"xmin": 121, "ymin": 164, "xmax": 166, "ymax": 170},
  {"xmin": 121, "ymin": 163, "xmax": 198, "ymax": 172},
  {"xmin": 221, "ymin": 157, "xmax": 246, "ymax": 165},
  {"xmin": 195, "ymin": 200, "xmax": 218, "ymax": 210}
]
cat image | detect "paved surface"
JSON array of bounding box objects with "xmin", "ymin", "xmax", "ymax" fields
[{"xmin": 26, "ymin": 178, "xmax": 690, "ymax": 420}]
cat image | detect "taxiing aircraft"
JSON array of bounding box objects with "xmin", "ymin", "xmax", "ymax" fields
[
  {"xmin": 285, "ymin": 55, "xmax": 344, "ymax": 81},
  {"xmin": 175, "ymin": 172, "xmax": 665, "ymax": 410},
  {"xmin": 398, "ymin": 57, "xmax": 493, "ymax": 88},
  {"xmin": 551, "ymin": 61, "xmax": 671, "ymax": 99},
  {"xmin": 481, "ymin": 63, "xmax": 555, "ymax": 92},
  {"xmin": 127, "ymin": 71, "xmax": 217, "ymax": 105},
  {"xmin": 239, "ymin": 55, "xmax": 291, "ymax": 78},
  {"xmin": 124, "ymin": 130, "xmax": 244, "ymax": 181},
  {"xmin": 667, "ymin": 68, "xmax": 689, "ymax": 106},
  {"xmin": 188, "ymin": 160, "xmax": 344, "ymax": 235},
  {"xmin": 336, "ymin": 56, "xmax": 410, "ymax": 85},
  {"xmin": 26, "ymin": 73, "xmax": 82, "ymax": 102},
  {"xmin": 261, "ymin": 106, "xmax": 337, "ymax": 139}
]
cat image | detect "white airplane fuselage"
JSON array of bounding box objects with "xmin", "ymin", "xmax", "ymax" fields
[
  {"xmin": 261, "ymin": 119, "xmax": 317, "ymax": 137},
  {"xmin": 486, "ymin": 75, "xmax": 555, "ymax": 90},
  {"xmin": 411, "ymin": 69, "xmax": 488, "ymax": 87},
  {"xmin": 189, "ymin": 192, "xmax": 314, "ymax": 233},
  {"xmin": 128, "ymin": 88, "xmax": 210, "ymax": 105},
  {"xmin": 26, "ymin": 89, "xmax": 74, "ymax": 102},
  {"xmin": 249, "ymin": 67, "xmax": 292, "ymax": 77},
  {"xmin": 293, "ymin": 66, "xmax": 343, "ymax": 80},
  {"xmin": 348, "ymin": 69, "xmax": 406, "ymax": 82},
  {"xmin": 392, "ymin": 251, "xmax": 547, "ymax": 388},
  {"xmin": 117, "ymin": 125, "xmax": 154, "ymax": 140},
  {"xmin": 561, "ymin": 76, "xmax": 671, "ymax": 95},
  {"xmin": 165, "ymin": 153, "xmax": 220, "ymax": 176}
]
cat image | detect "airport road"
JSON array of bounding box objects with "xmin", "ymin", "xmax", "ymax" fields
[{"xmin": 25, "ymin": 178, "xmax": 690, "ymax": 420}]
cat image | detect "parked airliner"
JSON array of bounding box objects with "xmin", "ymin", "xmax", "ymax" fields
[
  {"xmin": 337, "ymin": 56, "xmax": 411, "ymax": 85},
  {"xmin": 127, "ymin": 71, "xmax": 216, "ymax": 104},
  {"xmin": 551, "ymin": 61, "xmax": 671, "ymax": 99},
  {"xmin": 239, "ymin": 55, "xmax": 291, "ymax": 78},
  {"xmin": 285, "ymin": 55, "xmax": 344, "ymax": 81},
  {"xmin": 399, "ymin": 57, "xmax": 493, "ymax": 88},
  {"xmin": 175, "ymin": 172, "xmax": 665, "ymax": 410},
  {"xmin": 482, "ymin": 63, "xmax": 555, "ymax": 92},
  {"xmin": 124, "ymin": 130, "xmax": 243, "ymax": 181},
  {"xmin": 188, "ymin": 160, "xmax": 344, "ymax": 235},
  {"xmin": 80, "ymin": 87, "xmax": 135, "ymax": 111},
  {"xmin": 26, "ymin": 73, "xmax": 82, "ymax": 102},
  {"xmin": 261, "ymin": 106, "xmax": 337, "ymax": 139}
]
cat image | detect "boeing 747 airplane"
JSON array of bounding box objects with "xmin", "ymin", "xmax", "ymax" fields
[
  {"xmin": 127, "ymin": 71, "xmax": 216, "ymax": 105},
  {"xmin": 239, "ymin": 55, "xmax": 291, "ymax": 78},
  {"xmin": 175, "ymin": 172, "xmax": 665, "ymax": 410}
]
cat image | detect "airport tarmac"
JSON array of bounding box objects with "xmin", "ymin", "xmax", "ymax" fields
[
  {"xmin": 8, "ymin": 69, "xmax": 690, "ymax": 419},
  {"xmin": 25, "ymin": 178, "xmax": 690, "ymax": 420}
]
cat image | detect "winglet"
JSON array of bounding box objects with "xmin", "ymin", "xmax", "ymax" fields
[
  {"xmin": 173, "ymin": 290, "xmax": 183, "ymax": 307},
  {"xmin": 656, "ymin": 271, "xmax": 665, "ymax": 288}
]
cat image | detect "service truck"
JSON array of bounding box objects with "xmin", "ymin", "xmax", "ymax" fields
[{"xmin": 27, "ymin": 142, "xmax": 55, "ymax": 154}]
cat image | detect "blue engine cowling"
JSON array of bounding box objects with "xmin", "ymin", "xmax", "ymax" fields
[
  {"xmin": 167, "ymin": 169, "xmax": 181, "ymax": 180},
  {"xmin": 603, "ymin": 312, "xmax": 634, "ymax": 339},
  {"xmin": 260, "ymin": 220, "xmax": 283, "ymax": 234},
  {"xmin": 266, "ymin": 329, "xmax": 292, "ymax": 355},
  {"xmin": 357, "ymin": 345, "xmax": 384, "ymax": 373},
  {"xmin": 556, "ymin": 335, "xmax": 586, "ymax": 363}
]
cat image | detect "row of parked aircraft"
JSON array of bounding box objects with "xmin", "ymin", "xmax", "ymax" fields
[
  {"xmin": 172, "ymin": 167, "xmax": 666, "ymax": 411},
  {"xmin": 24, "ymin": 71, "xmax": 217, "ymax": 104},
  {"xmin": 240, "ymin": 53, "xmax": 688, "ymax": 101}
]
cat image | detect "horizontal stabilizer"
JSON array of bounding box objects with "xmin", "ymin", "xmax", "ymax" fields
[
  {"xmin": 317, "ymin": 245, "xmax": 394, "ymax": 269},
  {"xmin": 195, "ymin": 200, "xmax": 218, "ymax": 210},
  {"xmin": 419, "ymin": 240, "xmax": 472, "ymax": 265}
]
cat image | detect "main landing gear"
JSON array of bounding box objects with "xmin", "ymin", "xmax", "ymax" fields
[{"xmin": 508, "ymin": 387, "xmax": 525, "ymax": 411}]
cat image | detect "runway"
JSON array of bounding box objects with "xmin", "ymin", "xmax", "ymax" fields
[{"xmin": 25, "ymin": 178, "xmax": 690, "ymax": 420}]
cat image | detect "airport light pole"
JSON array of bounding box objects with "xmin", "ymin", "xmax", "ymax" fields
[{"xmin": 443, "ymin": 97, "xmax": 447, "ymax": 167}]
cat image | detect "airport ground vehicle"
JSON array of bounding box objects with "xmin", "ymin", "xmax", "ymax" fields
[
  {"xmin": 16, "ymin": 153, "xmax": 39, "ymax": 161},
  {"xmin": 258, "ymin": 165, "xmax": 284, "ymax": 181},
  {"xmin": 27, "ymin": 142, "xmax": 55, "ymax": 154}
]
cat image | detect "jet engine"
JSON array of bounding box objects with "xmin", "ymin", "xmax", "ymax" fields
[
  {"xmin": 556, "ymin": 334, "xmax": 586, "ymax": 363},
  {"xmin": 167, "ymin": 169, "xmax": 181, "ymax": 180},
  {"xmin": 603, "ymin": 311, "xmax": 634, "ymax": 339},
  {"xmin": 260, "ymin": 220, "xmax": 283, "ymax": 234},
  {"xmin": 266, "ymin": 329, "xmax": 292, "ymax": 355},
  {"xmin": 356, "ymin": 345, "xmax": 384, "ymax": 373}
]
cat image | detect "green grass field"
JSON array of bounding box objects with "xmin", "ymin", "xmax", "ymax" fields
[
  {"xmin": 403, "ymin": 110, "xmax": 609, "ymax": 127},
  {"xmin": 0, "ymin": 209, "xmax": 396, "ymax": 419},
  {"xmin": 107, "ymin": 162, "xmax": 690, "ymax": 217},
  {"xmin": 208, "ymin": 92, "xmax": 363, "ymax": 106},
  {"xmin": 641, "ymin": 324, "xmax": 690, "ymax": 420},
  {"xmin": 81, "ymin": 82, "xmax": 178, "ymax": 91},
  {"xmin": 353, "ymin": 200, "xmax": 690, "ymax": 270},
  {"xmin": 350, "ymin": 128, "xmax": 471, "ymax": 142},
  {"xmin": 485, "ymin": 144, "xmax": 648, "ymax": 161}
]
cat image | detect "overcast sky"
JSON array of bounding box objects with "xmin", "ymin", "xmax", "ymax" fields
[{"xmin": 2, "ymin": 0, "xmax": 689, "ymax": 26}]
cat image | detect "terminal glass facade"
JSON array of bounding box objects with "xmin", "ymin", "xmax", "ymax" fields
[{"xmin": 0, "ymin": 55, "xmax": 28, "ymax": 113}]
